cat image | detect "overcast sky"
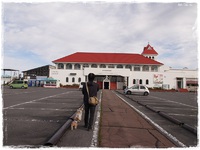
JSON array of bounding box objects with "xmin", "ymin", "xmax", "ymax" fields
[{"xmin": 1, "ymin": 1, "xmax": 198, "ymax": 73}]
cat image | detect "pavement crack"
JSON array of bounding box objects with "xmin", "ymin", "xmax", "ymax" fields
[
  {"xmin": 147, "ymin": 129, "xmax": 160, "ymax": 148},
  {"xmin": 108, "ymin": 107, "xmax": 113, "ymax": 112}
]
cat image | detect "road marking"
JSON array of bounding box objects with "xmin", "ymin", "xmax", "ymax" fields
[
  {"xmin": 168, "ymin": 113, "xmax": 197, "ymax": 117},
  {"xmin": 152, "ymin": 106, "xmax": 197, "ymax": 111},
  {"xmin": 6, "ymin": 107, "xmax": 76, "ymax": 111},
  {"xmin": 115, "ymin": 93, "xmax": 186, "ymax": 147},
  {"xmin": 3, "ymin": 91, "xmax": 73, "ymax": 110},
  {"xmin": 2, "ymin": 89, "xmax": 47, "ymax": 95},
  {"xmin": 4, "ymin": 118, "xmax": 65, "ymax": 123},
  {"xmin": 149, "ymin": 95, "xmax": 197, "ymax": 109}
]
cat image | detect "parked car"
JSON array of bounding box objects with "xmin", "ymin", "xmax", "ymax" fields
[
  {"xmin": 124, "ymin": 84, "xmax": 149, "ymax": 96},
  {"xmin": 9, "ymin": 80, "xmax": 28, "ymax": 89}
]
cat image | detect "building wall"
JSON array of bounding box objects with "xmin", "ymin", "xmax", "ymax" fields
[
  {"xmin": 49, "ymin": 63, "xmax": 198, "ymax": 90},
  {"xmin": 50, "ymin": 69, "xmax": 84, "ymax": 85}
]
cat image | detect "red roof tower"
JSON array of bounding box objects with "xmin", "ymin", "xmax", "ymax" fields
[{"xmin": 141, "ymin": 43, "xmax": 158, "ymax": 60}]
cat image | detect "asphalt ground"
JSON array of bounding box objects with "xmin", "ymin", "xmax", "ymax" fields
[
  {"xmin": 116, "ymin": 90, "xmax": 198, "ymax": 147},
  {"xmin": 2, "ymin": 86, "xmax": 83, "ymax": 146},
  {"xmin": 56, "ymin": 90, "xmax": 197, "ymax": 148},
  {"xmin": 2, "ymin": 86, "xmax": 198, "ymax": 147}
]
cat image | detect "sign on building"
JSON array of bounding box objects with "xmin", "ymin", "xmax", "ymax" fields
[{"xmin": 153, "ymin": 74, "xmax": 163, "ymax": 84}]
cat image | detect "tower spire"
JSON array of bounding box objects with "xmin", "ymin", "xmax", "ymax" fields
[{"xmin": 141, "ymin": 43, "xmax": 158, "ymax": 60}]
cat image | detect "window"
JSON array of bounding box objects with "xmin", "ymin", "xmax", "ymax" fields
[
  {"xmin": 151, "ymin": 66, "xmax": 158, "ymax": 72},
  {"xmin": 142, "ymin": 65, "xmax": 149, "ymax": 71},
  {"xmin": 111, "ymin": 76, "xmax": 117, "ymax": 82},
  {"xmin": 83, "ymin": 64, "xmax": 89, "ymax": 68},
  {"xmin": 74, "ymin": 64, "xmax": 81, "ymax": 70},
  {"xmin": 100, "ymin": 64, "xmax": 106, "ymax": 68},
  {"xmin": 58, "ymin": 63, "xmax": 64, "ymax": 69},
  {"xmin": 139, "ymin": 79, "xmax": 142, "ymax": 84},
  {"xmin": 117, "ymin": 64, "xmax": 123, "ymax": 68},
  {"xmin": 108, "ymin": 64, "xmax": 115, "ymax": 68},
  {"xmin": 146, "ymin": 79, "xmax": 149, "ymax": 85},
  {"xmin": 132, "ymin": 85, "xmax": 139, "ymax": 89},
  {"xmin": 91, "ymin": 64, "xmax": 97, "ymax": 68},
  {"xmin": 140, "ymin": 86, "xmax": 145, "ymax": 89},
  {"xmin": 148, "ymin": 46, "xmax": 152, "ymax": 50},
  {"xmin": 117, "ymin": 76, "xmax": 123, "ymax": 82},
  {"xmin": 133, "ymin": 79, "xmax": 136, "ymax": 84},
  {"xmin": 78, "ymin": 77, "xmax": 81, "ymax": 82},
  {"xmin": 134, "ymin": 66, "xmax": 140, "ymax": 71},
  {"xmin": 125, "ymin": 65, "xmax": 132, "ymax": 70},
  {"xmin": 66, "ymin": 63, "xmax": 72, "ymax": 69},
  {"xmin": 66, "ymin": 77, "xmax": 69, "ymax": 82},
  {"xmin": 72, "ymin": 77, "xmax": 75, "ymax": 82}
]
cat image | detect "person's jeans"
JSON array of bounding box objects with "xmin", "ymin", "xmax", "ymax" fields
[{"xmin": 84, "ymin": 104, "xmax": 96, "ymax": 128}]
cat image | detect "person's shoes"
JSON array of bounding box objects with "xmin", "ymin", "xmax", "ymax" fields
[{"xmin": 87, "ymin": 127, "xmax": 92, "ymax": 131}]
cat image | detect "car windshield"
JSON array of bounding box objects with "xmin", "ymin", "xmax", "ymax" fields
[{"xmin": 131, "ymin": 85, "xmax": 139, "ymax": 89}]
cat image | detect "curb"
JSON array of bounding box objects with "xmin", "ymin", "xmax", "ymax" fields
[
  {"xmin": 44, "ymin": 104, "xmax": 84, "ymax": 146},
  {"xmin": 116, "ymin": 91, "xmax": 197, "ymax": 136}
]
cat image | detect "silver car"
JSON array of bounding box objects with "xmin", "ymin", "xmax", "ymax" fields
[{"xmin": 124, "ymin": 84, "xmax": 150, "ymax": 96}]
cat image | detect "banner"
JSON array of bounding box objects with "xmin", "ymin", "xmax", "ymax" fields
[{"xmin": 153, "ymin": 74, "xmax": 163, "ymax": 84}]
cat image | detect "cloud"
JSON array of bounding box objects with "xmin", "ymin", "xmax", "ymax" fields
[{"xmin": 2, "ymin": 2, "xmax": 198, "ymax": 72}]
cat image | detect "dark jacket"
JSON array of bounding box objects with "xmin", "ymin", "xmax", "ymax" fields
[{"xmin": 82, "ymin": 81, "xmax": 99, "ymax": 105}]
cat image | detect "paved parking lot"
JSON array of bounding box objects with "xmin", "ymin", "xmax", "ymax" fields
[
  {"xmin": 2, "ymin": 87, "xmax": 198, "ymax": 147},
  {"xmin": 116, "ymin": 91, "xmax": 198, "ymax": 146},
  {"xmin": 130, "ymin": 92, "xmax": 198, "ymax": 129},
  {"xmin": 3, "ymin": 86, "xmax": 83, "ymax": 146}
]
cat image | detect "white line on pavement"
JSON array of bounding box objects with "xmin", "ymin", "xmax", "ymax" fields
[
  {"xmin": 149, "ymin": 95, "xmax": 197, "ymax": 109},
  {"xmin": 115, "ymin": 93, "xmax": 186, "ymax": 147},
  {"xmin": 3, "ymin": 91, "xmax": 73, "ymax": 110}
]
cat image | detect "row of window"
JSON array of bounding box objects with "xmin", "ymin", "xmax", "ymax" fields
[
  {"xmin": 57, "ymin": 63, "xmax": 158, "ymax": 71},
  {"xmin": 66, "ymin": 77, "xmax": 82, "ymax": 83},
  {"xmin": 65, "ymin": 77, "xmax": 150, "ymax": 85},
  {"xmin": 133, "ymin": 79, "xmax": 149, "ymax": 85},
  {"xmin": 145, "ymin": 56, "xmax": 155, "ymax": 59}
]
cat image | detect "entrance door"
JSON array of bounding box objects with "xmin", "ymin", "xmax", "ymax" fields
[
  {"xmin": 103, "ymin": 75, "xmax": 110, "ymax": 89},
  {"xmin": 104, "ymin": 82, "xmax": 109, "ymax": 89},
  {"xmin": 177, "ymin": 78, "xmax": 183, "ymax": 89}
]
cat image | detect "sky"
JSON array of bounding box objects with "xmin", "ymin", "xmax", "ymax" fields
[{"xmin": 1, "ymin": 0, "xmax": 199, "ymax": 74}]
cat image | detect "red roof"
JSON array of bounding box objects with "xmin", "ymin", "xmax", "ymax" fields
[
  {"xmin": 141, "ymin": 44, "xmax": 158, "ymax": 55},
  {"xmin": 53, "ymin": 52, "xmax": 163, "ymax": 65}
]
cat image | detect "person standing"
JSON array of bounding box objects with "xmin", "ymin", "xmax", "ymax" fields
[{"xmin": 82, "ymin": 73, "xmax": 99, "ymax": 131}]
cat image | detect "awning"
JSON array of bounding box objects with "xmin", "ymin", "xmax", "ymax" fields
[
  {"xmin": 186, "ymin": 81, "xmax": 198, "ymax": 85},
  {"xmin": 37, "ymin": 78, "xmax": 58, "ymax": 81}
]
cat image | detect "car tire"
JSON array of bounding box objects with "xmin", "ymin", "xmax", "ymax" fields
[
  {"xmin": 21, "ymin": 86, "xmax": 24, "ymax": 89},
  {"xmin": 144, "ymin": 92, "xmax": 149, "ymax": 96},
  {"xmin": 10, "ymin": 86, "xmax": 13, "ymax": 89},
  {"xmin": 127, "ymin": 91, "xmax": 131, "ymax": 95}
]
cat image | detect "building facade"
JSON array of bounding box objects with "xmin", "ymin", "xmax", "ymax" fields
[
  {"xmin": 23, "ymin": 65, "xmax": 58, "ymax": 87},
  {"xmin": 23, "ymin": 65, "xmax": 56, "ymax": 78},
  {"xmin": 49, "ymin": 44, "xmax": 198, "ymax": 90}
]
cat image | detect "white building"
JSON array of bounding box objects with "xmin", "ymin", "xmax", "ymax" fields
[{"xmin": 50, "ymin": 44, "xmax": 198, "ymax": 90}]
